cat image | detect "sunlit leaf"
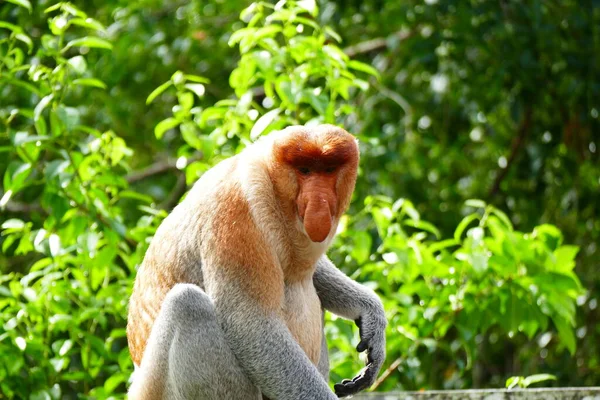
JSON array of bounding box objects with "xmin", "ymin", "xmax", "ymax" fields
[
  {"xmin": 146, "ymin": 81, "xmax": 172, "ymax": 104},
  {"xmin": 154, "ymin": 117, "xmax": 180, "ymax": 139},
  {"xmin": 184, "ymin": 83, "xmax": 205, "ymax": 98},
  {"xmin": 250, "ymin": 109, "xmax": 280, "ymax": 139},
  {"xmin": 5, "ymin": 0, "xmax": 32, "ymax": 13},
  {"xmin": 454, "ymin": 214, "xmax": 479, "ymax": 242},
  {"xmin": 63, "ymin": 36, "xmax": 113, "ymax": 52},
  {"xmin": 72, "ymin": 78, "xmax": 106, "ymax": 89},
  {"xmin": 0, "ymin": 22, "xmax": 23, "ymax": 34},
  {"xmin": 522, "ymin": 374, "xmax": 557, "ymax": 387}
]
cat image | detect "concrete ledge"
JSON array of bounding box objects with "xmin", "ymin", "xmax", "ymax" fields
[{"xmin": 353, "ymin": 388, "xmax": 600, "ymax": 400}]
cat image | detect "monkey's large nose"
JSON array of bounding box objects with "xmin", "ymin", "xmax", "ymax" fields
[{"xmin": 302, "ymin": 198, "xmax": 332, "ymax": 242}]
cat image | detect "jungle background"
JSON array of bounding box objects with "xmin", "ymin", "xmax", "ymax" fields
[{"xmin": 0, "ymin": 0, "xmax": 599, "ymax": 398}]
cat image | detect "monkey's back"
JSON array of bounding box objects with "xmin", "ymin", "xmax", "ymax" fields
[{"xmin": 127, "ymin": 157, "xmax": 238, "ymax": 366}]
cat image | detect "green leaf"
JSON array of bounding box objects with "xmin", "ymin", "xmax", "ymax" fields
[
  {"xmin": 199, "ymin": 137, "xmax": 216, "ymax": 160},
  {"xmin": 553, "ymin": 316, "xmax": 576, "ymax": 355},
  {"xmin": 69, "ymin": 17, "xmax": 105, "ymax": 32},
  {"xmin": 297, "ymin": 0, "xmax": 318, "ymax": 16},
  {"xmin": 180, "ymin": 122, "xmax": 201, "ymax": 149},
  {"xmin": 67, "ymin": 55, "xmax": 87, "ymax": 74},
  {"xmin": 429, "ymin": 239, "xmax": 459, "ymax": 253},
  {"xmin": 0, "ymin": 22, "xmax": 23, "ymax": 34},
  {"xmin": 506, "ymin": 376, "xmax": 522, "ymax": 389},
  {"xmin": 72, "ymin": 78, "xmax": 107, "ymax": 89},
  {"xmin": 184, "ymin": 83, "xmax": 205, "ymax": 98},
  {"xmin": 307, "ymin": 91, "xmax": 328, "ymax": 115},
  {"xmin": 0, "ymin": 190, "xmax": 13, "ymax": 208},
  {"xmin": 104, "ymin": 375, "xmax": 125, "ymax": 394},
  {"xmin": 33, "ymin": 94, "xmax": 54, "ymax": 122},
  {"xmin": 403, "ymin": 219, "xmax": 441, "ymax": 239},
  {"xmin": 465, "ymin": 199, "xmax": 487, "ymax": 208},
  {"xmin": 61, "ymin": 371, "xmax": 88, "ymax": 381},
  {"xmin": 56, "ymin": 106, "xmax": 81, "ymax": 131},
  {"xmin": 43, "ymin": 3, "xmax": 62, "ymax": 13},
  {"xmin": 250, "ymin": 109, "xmax": 280, "ymax": 140},
  {"xmin": 324, "ymin": 26, "xmax": 342, "ymax": 43},
  {"xmin": 454, "ymin": 213, "xmax": 479, "ymax": 241},
  {"xmin": 63, "ymin": 36, "xmax": 113, "ymax": 52},
  {"xmin": 118, "ymin": 190, "xmax": 153, "ymax": 204},
  {"xmin": 58, "ymin": 340, "xmax": 73, "ymax": 356},
  {"xmin": 5, "ymin": 162, "xmax": 32, "ymax": 192},
  {"xmin": 522, "ymin": 374, "xmax": 557, "ymax": 387},
  {"xmin": 50, "ymin": 358, "xmax": 67, "ymax": 372},
  {"xmin": 553, "ymin": 245, "xmax": 579, "ymax": 272},
  {"xmin": 30, "ymin": 391, "xmax": 51, "ymax": 400},
  {"xmin": 2, "ymin": 219, "xmax": 25, "ymax": 230},
  {"xmin": 146, "ymin": 81, "xmax": 172, "ymax": 104},
  {"xmin": 61, "ymin": 3, "xmax": 85, "ymax": 17},
  {"xmin": 154, "ymin": 118, "xmax": 180, "ymax": 139},
  {"xmin": 184, "ymin": 74, "xmax": 210, "ymax": 84},
  {"xmin": 5, "ymin": 0, "xmax": 32, "ymax": 13},
  {"xmin": 49, "ymin": 234, "xmax": 61, "ymax": 257},
  {"xmin": 15, "ymin": 33, "xmax": 33, "ymax": 53},
  {"xmin": 351, "ymin": 231, "xmax": 372, "ymax": 264},
  {"xmin": 490, "ymin": 207, "xmax": 513, "ymax": 230},
  {"xmin": 5, "ymin": 78, "xmax": 42, "ymax": 96},
  {"xmin": 178, "ymin": 92, "xmax": 194, "ymax": 113},
  {"xmin": 348, "ymin": 60, "xmax": 380, "ymax": 79},
  {"xmin": 171, "ymin": 70, "xmax": 185, "ymax": 85}
]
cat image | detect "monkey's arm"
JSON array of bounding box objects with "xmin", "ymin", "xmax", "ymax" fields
[
  {"xmin": 212, "ymin": 277, "xmax": 338, "ymax": 400},
  {"xmin": 314, "ymin": 256, "xmax": 387, "ymax": 397}
]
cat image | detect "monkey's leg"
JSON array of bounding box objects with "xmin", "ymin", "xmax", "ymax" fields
[{"xmin": 129, "ymin": 284, "xmax": 261, "ymax": 400}]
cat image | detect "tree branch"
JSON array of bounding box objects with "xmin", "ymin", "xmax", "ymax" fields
[
  {"xmin": 3, "ymin": 201, "xmax": 45, "ymax": 214},
  {"xmin": 126, "ymin": 152, "xmax": 203, "ymax": 184},
  {"xmin": 488, "ymin": 106, "xmax": 533, "ymax": 197},
  {"xmin": 344, "ymin": 29, "xmax": 414, "ymax": 58},
  {"xmin": 370, "ymin": 357, "xmax": 404, "ymax": 391},
  {"xmin": 159, "ymin": 173, "xmax": 188, "ymax": 211}
]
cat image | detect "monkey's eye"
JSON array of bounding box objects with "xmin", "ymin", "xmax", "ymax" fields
[
  {"xmin": 324, "ymin": 167, "xmax": 336, "ymax": 173},
  {"xmin": 298, "ymin": 167, "xmax": 311, "ymax": 175}
]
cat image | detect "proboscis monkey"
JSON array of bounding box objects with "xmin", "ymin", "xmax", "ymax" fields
[{"xmin": 127, "ymin": 125, "xmax": 387, "ymax": 399}]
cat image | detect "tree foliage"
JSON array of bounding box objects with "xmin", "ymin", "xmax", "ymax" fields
[{"xmin": 0, "ymin": 0, "xmax": 598, "ymax": 398}]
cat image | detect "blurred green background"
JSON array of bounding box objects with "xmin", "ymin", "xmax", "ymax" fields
[{"xmin": 0, "ymin": 0, "xmax": 598, "ymax": 398}]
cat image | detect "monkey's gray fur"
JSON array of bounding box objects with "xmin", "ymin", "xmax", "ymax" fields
[{"xmin": 130, "ymin": 256, "xmax": 386, "ymax": 399}]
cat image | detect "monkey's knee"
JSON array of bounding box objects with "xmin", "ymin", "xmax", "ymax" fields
[
  {"xmin": 160, "ymin": 283, "xmax": 216, "ymax": 323},
  {"xmin": 154, "ymin": 284, "xmax": 260, "ymax": 399}
]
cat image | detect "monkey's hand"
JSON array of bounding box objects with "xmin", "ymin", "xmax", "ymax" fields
[{"xmin": 334, "ymin": 310, "xmax": 387, "ymax": 398}]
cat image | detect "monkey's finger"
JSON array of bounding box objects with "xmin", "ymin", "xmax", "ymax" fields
[
  {"xmin": 356, "ymin": 340, "xmax": 368, "ymax": 352},
  {"xmin": 334, "ymin": 382, "xmax": 358, "ymax": 398},
  {"xmin": 334, "ymin": 366, "xmax": 375, "ymax": 397},
  {"xmin": 354, "ymin": 317, "xmax": 363, "ymax": 330},
  {"xmin": 334, "ymin": 378, "xmax": 369, "ymax": 397}
]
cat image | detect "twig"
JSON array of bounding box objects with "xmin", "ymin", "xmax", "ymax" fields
[
  {"xmin": 488, "ymin": 106, "xmax": 533, "ymax": 197},
  {"xmin": 126, "ymin": 152, "xmax": 203, "ymax": 184},
  {"xmin": 344, "ymin": 30, "xmax": 414, "ymax": 58},
  {"xmin": 372, "ymin": 81, "xmax": 413, "ymax": 118},
  {"xmin": 370, "ymin": 357, "xmax": 403, "ymax": 391},
  {"xmin": 3, "ymin": 201, "xmax": 45, "ymax": 214},
  {"xmin": 159, "ymin": 173, "xmax": 188, "ymax": 211}
]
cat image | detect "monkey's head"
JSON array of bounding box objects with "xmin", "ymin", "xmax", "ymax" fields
[{"xmin": 270, "ymin": 125, "xmax": 359, "ymax": 243}]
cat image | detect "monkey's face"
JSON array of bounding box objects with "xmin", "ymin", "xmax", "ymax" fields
[{"xmin": 270, "ymin": 125, "xmax": 359, "ymax": 243}]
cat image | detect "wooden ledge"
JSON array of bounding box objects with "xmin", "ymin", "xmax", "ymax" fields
[{"xmin": 353, "ymin": 388, "xmax": 600, "ymax": 400}]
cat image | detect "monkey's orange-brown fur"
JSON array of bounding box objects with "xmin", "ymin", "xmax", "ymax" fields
[{"xmin": 127, "ymin": 125, "xmax": 359, "ymax": 371}]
